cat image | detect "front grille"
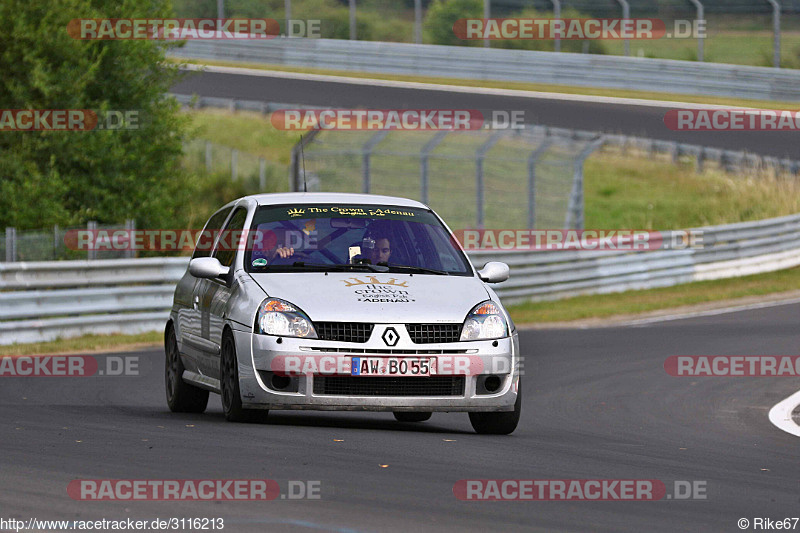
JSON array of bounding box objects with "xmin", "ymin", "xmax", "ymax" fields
[
  {"xmin": 313, "ymin": 376, "xmax": 465, "ymax": 397},
  {"xmin": 314, "ymin": 322, "xmax": 374, "ymax": 343},
  {"xmin": 303, "ymin": 347, "xmax": 469, "ymax": 354},
  {"xmin": 406, "ymin": 324, "xmax": 462, "ymax": 344}
]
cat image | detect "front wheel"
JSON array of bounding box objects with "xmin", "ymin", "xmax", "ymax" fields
[
  {"xmin": 468, "ymin": 381, "xmax": 521, "ymax": 435},
  {"xmin": 165, "ymin": 325, "xmax": 209, "ymax": 413},
  {"xmin": 220, "ymin": 332, "xmax": 267, "ymax": 423},
  {"xmin": 393, "ymin": 412, "xmax": 432, "ymax": 423}
]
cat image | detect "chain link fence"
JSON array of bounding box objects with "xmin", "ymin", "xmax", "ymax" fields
[
  {"xmin": 183, "ymin": 138, "xmax": 283, "ymax": 191},
  {"xmin": 2, "ymin": 221, "xmax": 135, "ymax": 263},
  {"xmin": 290, "ymin": 126, "xmax": 602, "ymax": 230}
]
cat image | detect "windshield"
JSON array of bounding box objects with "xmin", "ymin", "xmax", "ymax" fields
[{"xmin": 244, "ymin": 203, "xmax": 472, "ymax": 276}]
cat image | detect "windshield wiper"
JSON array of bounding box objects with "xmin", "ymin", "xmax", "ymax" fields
[
  {"xmin": 378, "ymin": 263, "xmax": 449, "ymax": 275},
  {"xmin": 291, "ymin": 261, "xmax": 389, "ymax": 273}
]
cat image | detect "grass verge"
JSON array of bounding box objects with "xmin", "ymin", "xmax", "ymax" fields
[
  {"xmin": 174, "ymin": 58, "xmax": 800, "ymax": 110},
  {"xmin": 0, "ymin": 331, "xmax": 162, "ymax": 357},
  {"xmin": 507, "ymin": 266, "xmax": 800, "ymax": 324}
]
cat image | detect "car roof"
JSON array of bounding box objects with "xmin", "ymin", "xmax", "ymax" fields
[{"xmin": 244, "ymin": 192, "xmax": 429, "ymax": 209}]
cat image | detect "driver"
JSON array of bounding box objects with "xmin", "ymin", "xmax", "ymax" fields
[
  {"xmin": 360, "ymin": 221, "xmax": 393, "ymax": 265},
  {"xmin": 367, "ymin": 233, "xmax": 391, "ymax": 264}
]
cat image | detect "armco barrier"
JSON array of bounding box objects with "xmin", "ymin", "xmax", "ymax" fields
[
  {"xmin": 2, "ymin": 213, "xmax": 800, "ymax": 344},
  {"xmin": 168, "ymin": 38, "xmax": 800, "ymax": 102}
]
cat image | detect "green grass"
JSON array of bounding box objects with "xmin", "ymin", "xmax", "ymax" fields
[
  {"xmin": 175, "ymin": 58, "xmax": 800, "ymax": 110},
  {"xmin": 507, "ymin": 265, "xmax": 800, "ymax": 324},
  {"xmin": 605, "ymin": 31, "xmax": 800, "ymax": 68},
  {"xmin": 584, "ymin": 150, "xmax": 800, "ymax": 230},
  {"xmin": 187, "ymin": 108, "xmax": 299, "ymax": 164},
  {"xmin": 0, "ymin": 331, "xmax": 162, "ymax": 356}
]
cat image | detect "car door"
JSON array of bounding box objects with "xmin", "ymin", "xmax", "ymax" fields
[
  {"xmin": 180, "ymin": 206, "xmax": 233, "ymax": 371},
  {"xmin": 196, "ymin": 206, "xmax": 248, "ymax": 380}
]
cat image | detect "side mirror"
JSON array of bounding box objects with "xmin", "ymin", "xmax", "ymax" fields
[
  {"xmin": 189, "ymin": 257, "xmax": 230, "ymax": 279},
  {"xmin": 477, "ymin": 261, "xmax": 510, "ymax": 283}
]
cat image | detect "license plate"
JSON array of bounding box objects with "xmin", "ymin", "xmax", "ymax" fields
[{"xmin": 351, "ymin": 357, "xmax": 433, "ymax": 377}]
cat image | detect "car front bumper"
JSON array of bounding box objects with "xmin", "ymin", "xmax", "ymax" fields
[{"xmin": 233, "ymin": 326, "xmax": 521, "ymax": 412}]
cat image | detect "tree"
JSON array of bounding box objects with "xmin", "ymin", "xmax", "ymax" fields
[{"xmin": 0, "ymin": 0, "xmax": 192, "ymax": 229}]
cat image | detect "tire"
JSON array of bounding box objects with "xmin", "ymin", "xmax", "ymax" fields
[
  {"xmin": 220, "ymin": 331, "xmax": 268, "ymax": 423},
  {"xmin": 393, "ymin": 412, "xmax": 432, "ymax": 423},
  {"xmin": 468, "ymin": 380, "xmax": 521, "ymax": 435},
  {"xmin": 165, "ymin": 324, "xmax": 209, "ymax": 413}
]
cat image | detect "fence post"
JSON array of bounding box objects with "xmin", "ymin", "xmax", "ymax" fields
[
  {"xmin": 483, "ymin": 0, "xmax": 491, "ymax": 48},
  {"xmin": 616, "ymin": 0, "xmax": 630, "ymax": 56},
  {"xmin": 259, "ymin": 158, "xmax": 267, "ymax": 190},
  {"xmin": 527, "ymin": 138, "xmax": 553, "ymax": 230},
  {"xmin": 87, "ymin": 221, "xmax": 97, "ymax": 260},
  {"xmin": 231, "ymin": 149, "xmax": 238, "ymax": 180},
  {"xmin": 285, "ymin": 0, "xmax": 291, "ymax": 30},
  {"xmin": 205, "ymin": 141, "xmax": 212, "ymax": 174},
  {"xmin": 688, "ymin": 0, "xmax": 704, "ymax": 61},
  {"xmin": 475, "ymin": 131, "xmax": 504, "ymax": 229},
  {"xmin": 5, "ymin": 227, "xmax": 16, "ymax": 262},
  {"xmin": 414, "ymin": 0, "xmax": 422, "ymax": 44},
  {"xmin": 419, "ymin": 131, "xmax": 449, "ymax": 205},
  {"xmin": 566, "ymin": 137, "xmax": 603, "ymax": 230},
  {"xmin": 767, "ymin": 0, "xmax": 781, "ymax": 68},
  {"xmin": 53, "ymin": 225, "xmax": 59, "ymax": 260},
  {"xmin": 551, "ymin": 0, "xmax": 561, "ymax": 52},
  {"xmin": 362, "ymin": 130, "xmax": 389, "ymax": 194},
  {"xmin": 125, "ymin": 219, "xmax": 136, "ymax": 259},
  {"xmin": 349, "ymin": 0, "xmax": 356, "ymax": 40},
  {"xmin": 696, "ymin": 148, "xmax": 705, "ymax": 173},
  {"xmin": 289, "ymin": 130, "xmax": 320, "ymax": 192}
]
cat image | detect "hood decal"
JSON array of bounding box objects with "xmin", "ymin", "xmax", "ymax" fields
[
  {"xmin": 249, "ymin": 272, "xmax": 489, "ymax": 323},
  {"xmin": 341, "ymin": 276, "xmax": 415, "ymax": 303}
]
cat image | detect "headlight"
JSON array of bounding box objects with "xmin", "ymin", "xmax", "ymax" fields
[
  {"xmin": 460, "ymin": 301, "xmax": 508, "ymax": 341},
  {"xmin": 256, "ymin": 298, "xmax": 317, "ymax": 338}
]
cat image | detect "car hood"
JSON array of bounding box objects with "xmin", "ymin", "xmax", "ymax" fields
[{"xmin": 249, "ymin": 272, "xmax": 490, "ymax": 323}]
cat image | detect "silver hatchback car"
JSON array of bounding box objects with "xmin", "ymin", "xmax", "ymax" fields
[{"xmin": 165, "ymin": 192, "xmax": 521, "ymax": 434}]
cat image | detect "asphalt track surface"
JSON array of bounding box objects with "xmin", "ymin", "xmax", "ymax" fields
[
  {"xmin": 3, "ymin": 303, "xmax": 799, "ymax": 532},
  {"xmin": 172, "ymin": 69, "xmax": 800, "ymax": 158}
]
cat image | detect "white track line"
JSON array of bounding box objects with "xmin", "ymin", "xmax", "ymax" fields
[
  {"xmin": 181, "ymin": 63, "xmax": 754, "ymax": 111},
  {"xmin": 769, "ymin": 389, "xmax": 800, "ymax": 438},
  {"xmin": 623, "ymin": 297, "xmax": 800, "ymax": 327}
]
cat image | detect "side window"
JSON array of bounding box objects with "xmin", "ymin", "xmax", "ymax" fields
[
  {"xmin": 213, "ymin": 208, "xmax": 248, "ymax": 268},
  {"xmin": 192, "ymin": 208, "xmax": 232, "ymax": 259}
]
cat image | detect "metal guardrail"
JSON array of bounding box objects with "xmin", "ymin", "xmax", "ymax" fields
[
  {"xmin": 2, "ymin": 213, "xmax": 800, "ymax": 344},
  {"xmin": 169, "ymin": 38, "xmax": 800, "ymax": 101}
]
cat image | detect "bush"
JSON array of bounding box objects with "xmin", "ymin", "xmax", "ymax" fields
[
  {"xmin": 424, "ymin": 1, "xmax": 607, "ymax": 55},
  {"xmin": 0, "ymin": 0, "xmax": 193, "ymax": 230}
]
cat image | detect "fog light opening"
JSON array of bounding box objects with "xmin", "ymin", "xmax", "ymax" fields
[
  {"xmin": 271, "ymin": 374, "xmax": 291, "ymax": 390},
  {"xmin": 484, "ymin": 375, "xmax": 502, "ymax": 393}
]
